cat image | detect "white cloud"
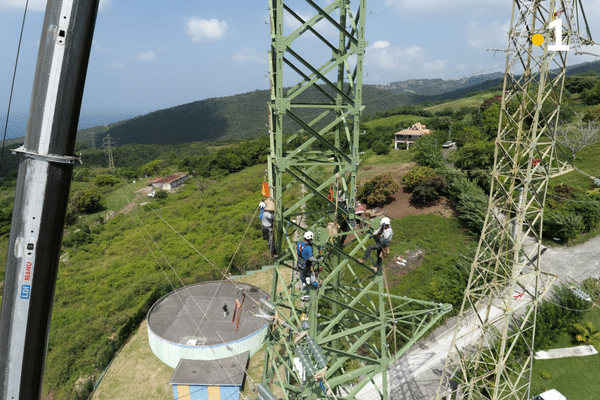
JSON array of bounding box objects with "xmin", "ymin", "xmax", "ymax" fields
[
  {"xmin": 93, "ymin": 40, "xmax": 105, "ymax": 52},
  {"xmin": 185, "ymin": 18, "xmax": 228, "ymax": 43},
  {"xmin": 365, "ymin": 41, "xmax": 425, "ymax": 71},
  {"xmin": 107, "ymin": 62, "xmax": 126, "ymax": 69},
  {"xmin": 466, "ymin": 20, "xmax": 510, "ymax": 50},
  {"xmin": 372, "ymin": 40, "xmax": 390, "ymax": 49},
  {"xmin": 233, "ymin": 47, "xmax": 262, "ymax": 63},
  {"xmin": 99, "ymin": 0, "xmax": 112, "ymax": 13},
  {"xmin": 424, "ymin": 59, "xmax": 447, "ymax": 72},
  {"xmin": 133, "ymin": 51, "xmax": 157, "ymax": 61}
]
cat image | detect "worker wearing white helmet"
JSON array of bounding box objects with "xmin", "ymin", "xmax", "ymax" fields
[
  {"xmin": 296, "ymin": 231, "xmax": 322, "ymax": 297},
  {"xmin": 260, "ymin": 201, "xmax": 276, "ymax": 255},
  {"xmin": 358, "ymin": 216, "xmax": 393, "ymax": 273}
]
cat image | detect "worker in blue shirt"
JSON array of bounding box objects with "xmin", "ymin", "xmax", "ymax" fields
[{"xmin": 296, "ymin": 231, "xmax": 321, "ymax": 296}]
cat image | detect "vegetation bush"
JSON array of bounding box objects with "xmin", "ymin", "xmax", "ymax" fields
[
  {"xmin": 72, "ymin": 168, "xmax": 89, "ymax": 182},
  {"xmin": 455, "ymin": 189, "xmax": 488, "ymax": 234},
  {"xmin": 543, "ymin": 210, "xmax": 584, "ymax": 242},
  {"xmin": 582, "ymin": 277, "xmax": 600, "ymax": 301},
  {"xmin": 70, "ymin": 188, "xmax": 102, "ymax": 213},
  {"xmin": 154, "ymin": 190, "xmax": 168, "ymax": 199},
  {"xmin": 410, "ymin": 175, "xmax": 448, "ymax": 206},
  {"xmin": 410, "ymin": 183, "xmax": 439, "ymax": 205},
  {"xmin": 402, "ymin": 166, "xmax": 435, "ymax": 191},
  {"xmin": 581, "ymin": 79, "xmax": 600, "ymax": 106},
  {"xmin": 511, "ymin": 283, "xmax": 588, "ymax": 355},
  {"xmin": 371, "ymin": 140, "xmax": 390, "ymax": 155},
  {"xmin": 412, "ymin": 135, "xmax": 444, "ymax": 169},
  {"xmin": 95, "ymin": 174, "xmax": 119, "ymax": 187},
  {"xmin": 357, "ymin": 172, "xmax": 399, "ymax": 207},
  {"xmin": 451, "ymin": 140, "xmax": 494, "ymax": 189},
  {"xmin": 573, "ymin": 321, "xmax": 600, "ymax": 350}
]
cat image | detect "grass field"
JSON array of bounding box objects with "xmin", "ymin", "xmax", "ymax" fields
[
  {"xmin": 530, "ymin": 306, "xmax": 600, "ymax": 399},
  {"xmin": 424, "ymin": 90, "xmax": 503, "ymax": 113}
]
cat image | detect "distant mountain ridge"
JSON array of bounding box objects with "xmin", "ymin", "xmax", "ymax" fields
[
  {"xmin": 74, "ymin": 60, "xmax": 600, "ymax": 147},
  {"xmin": 375, "ymin": 71, "xmax": 506, "ymax": 96}
]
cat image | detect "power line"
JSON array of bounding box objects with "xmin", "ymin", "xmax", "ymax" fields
[{"xmin": 1, "ymin": 0, "xmax": 30, "ymax": 176}]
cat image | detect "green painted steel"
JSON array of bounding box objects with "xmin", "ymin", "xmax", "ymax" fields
[{"xmin": 261, "ymin": 1, "xmax": 452, "ymax": 399}]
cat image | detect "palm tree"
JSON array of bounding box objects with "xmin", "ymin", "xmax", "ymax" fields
[{"xmin": 573, "ymin": 321, "xmax": 600, "ymax": 350}]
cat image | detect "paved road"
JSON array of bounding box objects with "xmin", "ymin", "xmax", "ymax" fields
[{"xmin": 356, "ymin": 235, "xmax": 600, "ymax": 400}]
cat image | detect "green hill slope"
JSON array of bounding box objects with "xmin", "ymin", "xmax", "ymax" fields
[{"xmin": 77, "ymin": 86, "xmax": 413, "ymax": 146}]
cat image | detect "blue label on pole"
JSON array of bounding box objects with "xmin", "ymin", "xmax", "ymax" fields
[{"xmin": 20, "ymin": 285, "xmax": 31, "ymax": 299}]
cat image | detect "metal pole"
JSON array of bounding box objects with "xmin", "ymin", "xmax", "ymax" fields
[{"xmin": 0, "ymin": 0, "xmax": 99, "ymax": 398}]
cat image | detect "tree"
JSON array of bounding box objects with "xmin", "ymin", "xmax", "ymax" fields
[
  {"xmin": 554, "ymin": 113, "xmax": 600, "ymax": 160},
  {"xmin": 581, "ymin": 79, "xmax": 600, "ymax": 106},
  {"xmin": 573, "ymin": 321, "xmax": 600, "ymax": 350},
  {"xmin": 402, "ymin": 166, "xmax": 435, "ymax": 191},
  {"xmin": 413, "ymin": 135, "xmax": 444, "ymax": 169},
  {"xmin": 70, "ymin": 188, "xmax": 102, "ymax": 213},
  {"xmin": 357, "ymin": 172, "xmax": 399, "ymax": 207},
  {"xmin": 154, "ymin": 190, "xmax": 168, "ymax": 200},
  {"xmin": 95, "ymin": 174, "xmax": 119, "ymax": 187},
  {"xmin": 371, "ymin": 140, "xmax": 390, "ymax": 155}
]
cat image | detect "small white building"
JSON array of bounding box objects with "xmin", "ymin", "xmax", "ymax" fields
[
  {"xmin": 394, "ymin": 122, "xmax": 431, "ymax": 149},
  {"xmin": 149, "ymin": 172, "xmax": 188, "ymax": 191}
]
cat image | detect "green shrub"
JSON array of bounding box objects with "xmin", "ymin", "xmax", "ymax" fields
[
  {"xmin": 413, "ymin": 135, "xmax": 444, "ymax": 169},
  {"xmin": 154, "ymin": 190, "xmax": 168, "ymax": 199},
  {"xmin": 402, "ymin": 166, "xmax": 435, "ymax": 191},
  {"xmin": 455, "ymin": 190, "xmax": 488, "ymax": 234},
  {"xmin": 70, "ymin": 188, "xmax": 102, "ymax": 213},
  {"xmin": 357, "ymin": 172, "xmax": 399, "ymax": 207},
  {"xmin": 582, "ymin": 277, "xmax": 600, "ymax": 301},
  {"xmin": 371, "ymin": 140, "xmax": 390, "ymax": 155},
  {"xmin": 410, "ymin": 183, "xmax": 439, "ymax": 205},
  {"xmin": 72, "ymin": 168, "xmax": 89, "ymax": 182},
  {"xmin": 543, "ymin": 210, "xmax": 584, "ymax": 243},
  {"xmin": 95, "ymin": 174, "xmax": 119, "ymax": 187},
  {"xmin": 410, "ymin": 175, "xmax": 448, "ymax": 206}
]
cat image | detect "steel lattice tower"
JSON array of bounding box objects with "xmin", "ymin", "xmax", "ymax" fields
[
  {"xmin": 437, "ymin": 1, "xmax": 594, "ymax": 399},
  {"xmin": 103, "ymin": 133, "xmax": 115, "ymax": 172},
  {"xmin": 260, "ymin": 1, "xmax": 451, "ymax": 399}
]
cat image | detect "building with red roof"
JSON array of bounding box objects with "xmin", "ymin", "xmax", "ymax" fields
[{"xmin": 394, "ymin": 122, "xmax": 431, "ymax": 150}]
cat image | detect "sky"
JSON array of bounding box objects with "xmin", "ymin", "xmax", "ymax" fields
[{"xmin": 1, "ymin": 0, "xmax": 600, "ymax": 136}]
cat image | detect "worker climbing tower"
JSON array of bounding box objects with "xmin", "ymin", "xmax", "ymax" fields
[
  {"xmin": 436, "ymin": 1, "xmax": 595, "ymax": 399},
  {"xmin": 261, "ymin": 1, "xmax": 451, "ymax": 399}
]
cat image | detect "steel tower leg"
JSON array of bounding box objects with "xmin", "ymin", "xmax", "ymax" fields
[{"xmin": 0, "ymin": 1, "xmax": 100, "ymax": 399}]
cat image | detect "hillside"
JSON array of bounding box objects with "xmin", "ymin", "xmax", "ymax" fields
[{"xmin": 75, "ymin": 86, "xmax": 414, "ymax": 146}]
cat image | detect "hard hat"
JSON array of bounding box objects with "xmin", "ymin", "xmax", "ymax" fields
[
  {"xmin": 380, "ymin": 217, "xmax": 390, "ymax": 225},
  {"xmin": 259, "ymin": 201, "xmax": 266, "ymax": 208},
  {"xmin": 304, "ymin": 231, "xmax": 314, "ymax": 240}
]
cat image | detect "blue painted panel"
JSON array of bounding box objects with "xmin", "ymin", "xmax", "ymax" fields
[
  {"xmin": 189, "ymin": 385, "xmax": 208, "ymax": 400},
  {"xmin": 220, "ymin": 386, "xmax": 241, "ymax": 400}
]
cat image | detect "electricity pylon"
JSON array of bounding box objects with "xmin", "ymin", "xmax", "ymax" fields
[
  {"xmin": 260, "ymin": 1, "xmax": 451, "ymax": 399},
  {"xmin": 437, "ymin": 1, "xmax": 595, "ymax": 399},
  {"xmin": 103, "ymin": 134, "xmax": 116, "ymax": 172}
]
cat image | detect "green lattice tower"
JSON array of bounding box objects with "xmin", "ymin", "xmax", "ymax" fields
[
  {"xmin": 436, "ymin": 1, "xmax": 594, "ymax": 399},
  {"xmin": 260, "ymin": 1, "xmax": 451, "ymax": 399}
]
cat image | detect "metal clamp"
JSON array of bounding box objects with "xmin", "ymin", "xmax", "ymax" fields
[{"xmin": 12, "ymin": 146, "xmax": 82, "ymax": 165}]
